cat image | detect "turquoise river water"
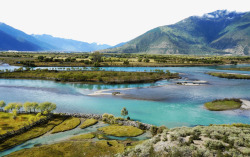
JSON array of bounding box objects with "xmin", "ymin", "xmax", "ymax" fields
[
  {"xmin": 0, "ymin": 64, "xmax": 250, "ymax": 156},
  {"xmin": 0, "ymin": 64, "xmax": 250, "ymax": 127}
]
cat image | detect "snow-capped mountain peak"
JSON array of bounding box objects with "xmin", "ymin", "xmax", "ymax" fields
[{"xmin": 202, "ymin": 10, "xmax": 246, "ymax": 20}]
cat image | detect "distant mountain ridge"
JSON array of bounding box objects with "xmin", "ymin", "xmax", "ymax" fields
[
  {"xmin": 0, "ymin": 23, "xmax": 111, "ymax": 51},
  {"xmin": 104, "ymin": 10, "xmax": 250, "ymax": 55},
  {"xmin": 32, "ymin": 34, "xmax": 111, "ymax": 52}
]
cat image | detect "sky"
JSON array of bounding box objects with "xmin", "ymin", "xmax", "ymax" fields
[{"xmin": 0, "ymin": 0, "xmax": 249, "ymax": 46}]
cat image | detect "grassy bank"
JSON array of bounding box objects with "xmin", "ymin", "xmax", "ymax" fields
[
  {"xmin": 0, "ymin": 116, "xmax": 65, "ymax": 151},
  {"xmin": 204, "ymin": 98, "xmax": 242, "ymax": 111},
  {"xmin": 51, "ymin": 117, "xmax": 81, "ymax": 134},
  {"xmin": 98, "ymin": 125, "xmax": 144, "ymax": 137},
  {"xmin": 0, "ymin": 112, "xmax": 45, "ymax": 135},
  {"xmin": 6, "ymin": 140, "xmax": 125, "ymax": 157},
  {"xmin": 0, "ymin": 69, "xmax": 179, "ymax": 84},
  {"xmin": 219, "ymin": 67, "xmax": 250, "ymax": 71},
  {"xmin": 207, "ymin": 72, "xmax": 250, "ymax": 79},
  {"xmin": 80, "ymin": 118, "xmax": 98, "ymax": 129},
  {"xmin": 70, "ymin": 133, "xmax": 95, "ymax": 140},
  {"xmin": 1, "ymin": 52, "xmax": 250, "ymax": 67},
  {"xmin": 5, "ymin": 124, "xmax": 250, "ymax": 157}
]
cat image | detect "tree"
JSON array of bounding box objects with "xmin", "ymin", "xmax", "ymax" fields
[
  {"xmin": 31, "ymin": 102, "xmax": 39, "ymax": 112},
  {"xmin": 123, "ymin": 60, "xmax": 129, "ymax": 65},
  {"xmin": 143, "ymin": 58, "xmax": 150, "ymax": 63},
  {"xmin": 38, "ymin": 102, "xmax": 57, "ymax": 113},
  {"xmin": 91, "ymin": 51, "xmax": 102, "ymax": 62},
  {"xmin": 38, "ymin": 56, "xmax": 44, "ymax": 61},
  {"xmin": 15, "ymin": 103, "xmax": 23, "ymax": 112},
  {"xmin": 4, "ymin": 103, "xmax": 16, "ymax": 112},
  {"xmin": 0, "ymin": 100, "xmax": 6, "ymax": 111},
  {"xmin": 23, "ymin": 102, "xmax": 32, "ymax": 113},
  {"xmin": 121, "ymin": 107, "xmax": 128, "ymax": 119}
]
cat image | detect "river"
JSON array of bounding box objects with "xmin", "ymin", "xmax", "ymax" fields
[{"xmin": 0, "ymin": 64, "xmax": 250, "ymax": 128}]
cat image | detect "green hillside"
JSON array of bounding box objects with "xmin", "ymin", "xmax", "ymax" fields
[{"xmin": 104, "ymin": 10, "xmax": 250, "ymax": 55}]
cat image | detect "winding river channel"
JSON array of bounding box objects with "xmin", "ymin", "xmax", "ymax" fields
[{"xmin": 0, "ymin": 64, "xmax": 250, "ymax": 128}]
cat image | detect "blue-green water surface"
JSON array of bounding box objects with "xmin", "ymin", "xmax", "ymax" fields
[{"xmin": 0, "ymin": 64, "xmax": 249, "ymax": 128}]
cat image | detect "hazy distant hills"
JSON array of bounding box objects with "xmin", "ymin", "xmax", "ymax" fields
[
  {"xmin": 32, "ymin": 34, "xmax": 111, "ymax": 52},
  {"xmin": 104, "ymin": 10, "xmax": 250, "ymax": 55},
  {"xmin": 0, "ymin": 23, "xmax": 111, "ymax": 52}
]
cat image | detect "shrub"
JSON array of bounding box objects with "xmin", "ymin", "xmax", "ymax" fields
[
  {"xmin": 205, "ymin": 140, "xmax": 225, "ymax": 150},
  {"xmin": 157, "ymin": 125, "xmax": 168, "ymax": 134},
  {"xmin": 162, "ymin": 134, "xmax": 168, "ymax": 141},
  {"xmin": 150, "ymin": 125, "xmax": 158, "ymax": 136}
]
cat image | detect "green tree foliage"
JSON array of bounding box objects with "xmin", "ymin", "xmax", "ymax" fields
[
  {"xmin": 123, "ymin": 60, "xmax": 129, "ymax": 65},
  {"xmin": 38, "ymin": 56, "xmax": 44, "ymax": 61},
  {"xmin": 0, "ymin": 100, "xmax": 6, "ymax": 110},
  {"xmin": 143, "ymin": 58, "xmax": 150, "ymax": 63},
  {"xmin": 31, "ymin": 102, "xmax": 39, "ymax": 112},
  {"xmin": 121, "ymin": 107, "xmax": 128, "ymax": 119},
  {"xmin": 91, "ymin": 51, "xmax": 102, "ymax": 62},
  {"xmin": 15, "ymin": 103, "xmax": 23, "ymax": 112},
  {"xmin": 38, "ymin": 102, "xmax": 57, "ymax": 113},
  {"xmin": 4, "ymin": 103, "xmax": 17, "ymax": 112},
  {"xmin": 23, "ymin": 102, "xmax": 33, "ymax": 112}
]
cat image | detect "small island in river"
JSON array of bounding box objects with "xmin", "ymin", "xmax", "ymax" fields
[
  {"xmin": 207, "ymin": 72, "xmax": 250, "ymax": 79},
  {"xmin": 0, "ymin": 68, "xmax": 179, "ymax": 84},
  {"xmin": 204, "ymin": 98, "xmax": 243, "ymax": 111}
]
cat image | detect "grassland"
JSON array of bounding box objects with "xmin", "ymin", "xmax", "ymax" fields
[
  {"xmin": 207, "ymin": 72, "xmax": 250, "ymax": 79},
  {"xmin": 70, "ymin": 133, "xmax": 95, "ymax": 140},
  {"xmin": 6, "ymin": 140, "xmax": 125, "ymax": 157},
  {"xmin": 0, "ymin": 52, "xmax": 250, "ymax": 67},
  {"xmin": 204, "ymin": 98, "xmax": 242, "ymax": 111},
  {"xmin": 0, "ymin": 116, "xmax": 65, "ymax": 151},
  {"xmin": 80, "ymin": 118, "xmax": 98, "ymax": 129},
  {"xmin": 51, "ymin": 117, "xmax": 80, "ymax": 134},
  {"xmin": 219, "ymin": 67, "xmax": 250, "ymax": 71},
  {"xmin": 0, "ymin": 69, "xmax": 179, "ymax": 84},
  {"xmin": 0, "ymin": 112, "xmax": 44, "ymax": 135},
  {"xmin": 5, "ymin": 123, "xmax": 250, "ymax": 157},
  {"xmin": 98, "ymin": 125, "xmax": 144, "ymax": 137}
]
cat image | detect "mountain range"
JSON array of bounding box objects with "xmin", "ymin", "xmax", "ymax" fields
[
  {"xmin": 104, "ymin": 10, "xmax": 250, "ymax": 55},
  {"xmin": 0, "ymin": 23, "xmax": 111, "ymax": 52},
  {"xmin": 0, "ymin": 10, "xmax": 249, "ymax": 55}
]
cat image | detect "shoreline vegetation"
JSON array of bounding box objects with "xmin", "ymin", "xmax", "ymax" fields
[
  {"xmin": 219, "ymin": 67, "xmax": 250, "ymax": 71},
  {"xmin": 207, "ymin": 72, "xmax": 250, "ymax": 79},
  {"xmin": 204, "ymin": 98, "xmax": 242, "ymax": 111},
  {"xmin": 0, "ymin": 52, "xmax": 250, "ymax": 68},
  {"xmin": 1, "ymin": 104, "xmax": 250, "ymax": 156},
  {"xmin": 0, "ymin": 69, "xmax": 180, "ymax": 84}
]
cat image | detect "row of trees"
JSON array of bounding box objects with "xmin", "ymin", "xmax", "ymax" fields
[{"xmin": 0, "ymin": 100, "xmax": 56, "ymax": 114}]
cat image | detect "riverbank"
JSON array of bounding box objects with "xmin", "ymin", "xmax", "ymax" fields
[
  {"xmin": 207, "ymin": 72, "xmax": 250, "ymax": 79},
  {"xmin": 219, "ymin": 67, "xmax": 250, "ymax": 71},
  {"xmin": 0, "ymin": 69, "xmax": 180, "ymax": 84},
  {"xmin": 1, "ymin": 52, "xmax": 250, "ymax": 68},
  {"xmin": 1, "ymin": 109, "xmax": 250, "ymax": 157},
  {"xmin": 4, "ymin": 121, "xmax": 250, "ymax": 157}
]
